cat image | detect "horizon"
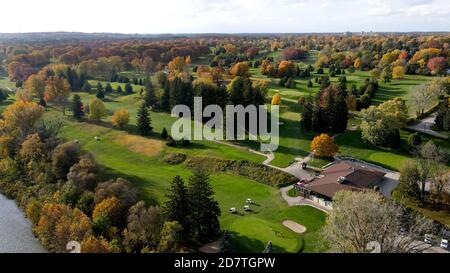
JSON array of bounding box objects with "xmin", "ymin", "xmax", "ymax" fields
[{"xmin": 1, "ymin": 0, "xmax": 449, "ymax": 33}]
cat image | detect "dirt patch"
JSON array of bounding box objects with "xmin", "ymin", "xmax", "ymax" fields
[
  {"xmin": 112, "ymin": 134, "xmax": 164, "ymax": 157},
  {"xmin": 282, "ymin": 220, "xmax": 306, "ymax": 234},
  {"xmin": 199, "ymin": 241, "xmax": 220, "ymax": 253}
]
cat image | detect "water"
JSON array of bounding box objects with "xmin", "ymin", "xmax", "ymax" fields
[{"xmin": 0, "ymin": 193, "xmax": 46, "ymax": 253}]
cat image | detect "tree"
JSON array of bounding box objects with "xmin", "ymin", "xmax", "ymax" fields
[
  {"xmin": 82, "ymin": 81, "xmax": 92, "ymax": 92},
  {"xmin": 111, "ymin": 109, "xmax": 130, "ymax": 130},
  {"xmin": 137, "ymin": 103, "xmax": 152, "ymax": 135},
  {"xmin": 81, "ymin": 235, "xmax": 114, "ymax": 253},
  {"xmin": 116, "ymin": 85, "xmax": 123, "ymax": 93},
  {"xmin": 71, "ymin": 94, "xmax": 84, "ymax": 119},
  {"xmin": 262, "ymin": 241, "xmax": 273, "ymax": 253},
  {"xmin": 105, "ymin": 83, "xmax": 113, "ymax": 93},
  {"xmin": 277, "ymin": 60, "xmax": 296, "ymax": 78},
  {"xmin": 322, "ymin": 191, "xmax": 432, "ymax": 253},
  {"xmin": 229, "ymin": 62, "xmax": 250, "ymax": 78},
  {"xmin": 163, "ymin": 176, "xmax": 190, "ymax": 236},
  {"xmin": 307, "ymin": 80, "xmax": 313, "ymax": 88},
  {"xmin": 51, "ymin": 142, "xmax": 81, "ymax": 179},
  {"xmin": 88, "ymin": 99, "xmax": 107, "ymax": 121},
  {"xmin": 24, "ymin": 74, "xmax": 45, "ymax": 100},
  {"xmin": 0, "ymin": 100, "xmax": 44, "ymax": 138},
  {"xmin": 407, "ymin": 132, "xmax": 422, "ymax": 147},
  {"xmin": 44, "ymin": 76, "xmax": 71, "ymax": 114},
  {"xmin": 393, "ymin": 160, "xmax": 421, "ymax": 203},
  {"xmin": 311, "ymin": 133, "xmax": 339, "ymax": 157},
  {"xmin": 123, "ymin": 202, "xmax": 163, "ymax": 252},
  {"xmin": 161, "ymin": 127, "xmax": 168, "ymax": 139},
  {"xmin": 67, "ymin": 155, "xmax": 99, "ymax": 191},
  {"xmin": 416, "ymin": 141, "xmax": 446, "ymax": 200},
  {"xmin": 36, "ymin": 203, "xmax": 92, "ymax": 252},
  {"xmin": 125, "ymin": 83, "xmax": 133, "ymax": 94},
  {"xmin": 392, "ymin": 66, "xmax": 405, "ymax": 79},
  {"xmin": 271, "ymin": 94, "xmax": 281, "ymax": 105},
  {"xmin": 187, "ymin": 169, "xmax": 221, "ymax": 242},
  {"xmin": 219, "ymin": 230, "xmax": 235, "ymax": 253},
  {"xmin": 143, "ymin": 78, "xmax": 156, "ymax": 107},
  {"xmin": 411, "ymin": 81, "xmax": 445, "ymax": 117},
  {"xmin": 158, "ymin": 221, "xmax": 183, "ymax": 252},
  {"xmin": 380, "ymin": 67, "xmax": 392, "ymax": 84},
  {"xmin": 435, "ymin": 101, "xmax": 450, "ymax": 130},
  {"xmin": 427, "ymin": 57, "xmax": 447, "ymax": 75},
  {"xmin": 92, "ymin": 196, "xmax": 124, "ymax": 228},
  {"xmin": 282, "ymin": 47, "xmax": 306, "ymax": 60},
  {"xmin": 94, "ymin": 178, "xmax": 138, "ymax": 208}
]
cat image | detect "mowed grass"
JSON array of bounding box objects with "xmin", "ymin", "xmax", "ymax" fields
[{"xmin": 60, "ymin": 120, "xmax": 326, "ymax": 253}]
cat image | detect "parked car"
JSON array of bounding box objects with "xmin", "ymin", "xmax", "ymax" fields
[{"xmin": 441, "ymin": 239, "xmax": 448, "ymax": 250}]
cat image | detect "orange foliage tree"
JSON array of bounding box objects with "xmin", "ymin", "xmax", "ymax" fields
[{"xmin": 310, "ymin": 133, "xmax": 339, "ymax": 157}]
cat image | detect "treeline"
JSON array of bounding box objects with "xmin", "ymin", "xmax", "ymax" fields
[{"xmin": 0, "ymin": 101, "xmax": 221, "ymax": 253}]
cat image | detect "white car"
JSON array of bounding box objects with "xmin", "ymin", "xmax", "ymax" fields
[{"xmin": 440, "ymin": 239, "xmax": 448, "ymax": 249}]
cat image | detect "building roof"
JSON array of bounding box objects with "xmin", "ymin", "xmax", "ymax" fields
[{"xmin": 305, "ymin": 161, "xmax": 386, "ymax": 199}]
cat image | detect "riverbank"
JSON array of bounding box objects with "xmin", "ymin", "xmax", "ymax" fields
[{"xmin": 0, "ymin": 193, "xmax": 46, "ymax": 253}]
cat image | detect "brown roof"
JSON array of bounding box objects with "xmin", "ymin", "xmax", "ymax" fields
[{"xmin": 305, "ymin": 161, "xmax": 385, "ymax": 199}]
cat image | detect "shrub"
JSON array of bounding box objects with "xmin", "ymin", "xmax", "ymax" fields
[
  {"xmin": 186, "ymin": 157, "xmax": 297, "ymax": 187},
  {"xmin": 164, "ymin": 153, "xmax": 187, "ymax": 165}
]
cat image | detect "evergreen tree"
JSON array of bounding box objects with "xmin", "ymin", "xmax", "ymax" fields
[
  {"xmin": 144, "ymin": 78, "xmax": 157, "ymax": 107},
  {"xmin": 262, "ymin": 241, "xmax": 273, "ymax": 253},
  {"xmin": 163, "ymin": 175, "xmax": 190, "ymax": 237},
  {"xmin": 333, "ymin": 91, "xmax": 349, "ymax": 132},
  {"xmin": 82, "ymin": 81, "xmax": 92, "ymax": 92},
  {"xmin": 219, "ymin": 231, "xmax": 235, "ymax": 253},
  {"xmin": 307, "ymin": 79, "xmax": 313, "ymax": 88},
  {"xmin": 161, "ymin": 80, "xmax": 171, "ymax": 112},
  {"xmin": 187, "ymin": 169, "xmax": 221, "ymax": 242},
  {"xmin": 161, "ymin": 128, "xmax": 168, "ymax": 139},
  {"xmin": 116, "ymin": 85, "xmax": 123, "ymax": 93},
  {"xmin": 137, "ymin": 103, "xmax": 152, "ymax": 135},
  {"xmin": 71, "ymin": 94, "xmax": 84, "ymax": 119},
  {"xmin": 96, "ymin": 82, "xmax": 105, "ymax": 99},
  {"xmin": 105, "ymin": 83, "xmax": 113, "ymax": 93},
  {"xmin": 125, "ymin": 83, "xmax": 133, "ymax": 94},
  {"xmin": 301, "ymin": 96, "xmax": 313, "ymax": 130}
]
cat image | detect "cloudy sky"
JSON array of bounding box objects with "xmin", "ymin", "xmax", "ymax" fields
[{"xmin": 1, "ymin": 0, "xmax": 449, "ymax": 33}]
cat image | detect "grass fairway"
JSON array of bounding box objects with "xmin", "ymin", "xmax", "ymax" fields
[{"xmin": 60, "ymin": 120, "xmax": 326, "ymax": 253}]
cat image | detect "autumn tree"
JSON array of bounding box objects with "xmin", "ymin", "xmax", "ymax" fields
[
  {"xmin": 44, "ymin": 76, "xmax": 71, "ymax": 114},
  {"xmin": 88, "ymin": 99, "xmax": 107, "ymax": 121},
  {"xmin": 111, "ymin": 109, "xmax": 130, "ymax": 130},
  {"xmin": 67, "ymin": 155, "xmax": 99, "ymax": 191},
  {"xmin": 392, "ymin": 66, "xmax": 405, "ymax": 79},
  {"xmin": 271, "ymin": 94, "xmax": 281, "ymax": 105},
  {"xmin": 157, "ymin": 221, "xmax": 183, "ymax": 252},
  {"xmin": 92, "ymin": 196, "xmax": 124, "ymax": 228},
  {"xmin": 322, "ymin": 191, "xmax": 432, "ymax": 253},
  {"xmin": 0, "ymin": 100, "xmax": 44, "ymax": 138},
  {"xmin": 229, "ymin": 62, "xmax": 250, "ymax": 78},
  {"xmin": 411, "ymin": 80, "xmax": 446, "ymax": 117},
  {"xmin": 427, "ymin": 57, "xmax": 447, "ymax": 76},
  {"xmin": 94, "ymin": 178, "xmax": 138, "ymax": 209},
  {"xmin": 310, "ymin": 133, "xmax": 339, "ymax": 157},
  {"xmin": 24, "ymin": 74, "xmax": 46, "ymax": 100},
  {"xmin": 51, "ymin": 142, "xmax": 81, "ymax": 179},
  {"xmin": 123, "ymin": 202, "xmax": 163, "ymax": 252}
]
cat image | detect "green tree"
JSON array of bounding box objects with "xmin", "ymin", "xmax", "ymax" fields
[
  {"xmin": 393, "ymin": 160, "xmax": 421, "ymax": 203},
  {"xmin": 105, "ymin": 83, "xmax": 113, "ymax": 93},
  {"xmin": 82, "ymin": 81, "xmax": 92, "ymax": 92},
  {"xmin": 219, "ymin": 230, "xmax": 235, "ymax": 253},
  {"xmin": 137, "ymin": 103, "xmax": 152, "ymax": 135},
  {"xmin": 163, "ymin": 175, "xmax": 189, "ymax": 236},
  {"xmin": 143, "ymin": 78, "xmax": 156, "ymax": 107},
  {"xmin": 125, "ymin": 83, "xmax": 133, "ymax": 94},
  {"xmin": 161, "ymin": 127, "xmax": 168, "ymax": 139},
  {"xmin": 71, "ymin": 94, "xmax": 84, "ymax": 119},
  {"xmin": 157, "ymin": 221, "xmax": 183, "ymax": 252},
  {"xmin": 187, "ymin": 169, "xmax": 221, "ymax": 242},
  {"xmin": 262, "ymin": 241, "xmax": 273, "ymax": 253}
]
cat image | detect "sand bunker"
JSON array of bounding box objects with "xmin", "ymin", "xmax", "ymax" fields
[
  {"xmin": 282, "ymin": 220, "xmax": 306, "ymax": 234},
  {"xmin": 113, "ymin": 134, "xmax": 164, "ymax": 157}
]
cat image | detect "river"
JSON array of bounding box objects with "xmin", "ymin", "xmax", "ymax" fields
[{"xmin": 0, "ymin": 193, "xmax": 46, "ymax": 253}]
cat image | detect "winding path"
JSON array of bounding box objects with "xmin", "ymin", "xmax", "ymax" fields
[{"xmin": 408, "ymin": 113, "xmax": 448, "ymax": 139}]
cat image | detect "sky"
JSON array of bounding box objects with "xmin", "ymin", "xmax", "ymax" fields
[{"xmin": 1, "ymin": 0, "xmax": 449, "ymax": 33}]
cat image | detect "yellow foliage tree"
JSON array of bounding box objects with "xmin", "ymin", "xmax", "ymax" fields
[
  {"xmin": 88, "ymin": 99, "xmax": 107, "ymax": 122},
  {"xmin": 272, "ymin": 94, "xmax": 281, "ymax": 105},
  {"xmin": 229, "ymin": 62, "xmax": 250, "ymax": 78},
  {"xmin": 111, "ymin": 109, "xmax": 130, "ymax": 129},
  {"xmin": 1, "ymin": 100, "xmax": 44, "ymax": 137},
  {"xmin": 353, "ymin": 58, "xmax": 361, "ymax": 70},
  {"xmin": 310, "ymin": 133, "xmax": 339, "ymax": 157},
  {"xmin": 392, "ymin": 66, "xmax": 405, "ymax": 79}
]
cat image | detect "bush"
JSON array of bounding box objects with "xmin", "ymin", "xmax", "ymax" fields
[
  {"xmin": 163, "ymin": 153, "xmax": 187, "ymax": 165},
  {"xmin": 408, "ymin": 132, "xmax": 423, "ymax": 147},
  {"xmin": 186, "ymin": 157, "xmax": 297, "ymax": 187}
]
